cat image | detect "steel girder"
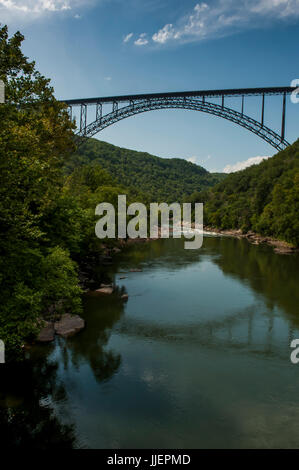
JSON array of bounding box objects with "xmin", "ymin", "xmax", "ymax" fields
[{"xmin": 75, "ymin": 97, "xmax": 290, "ymax": 151}]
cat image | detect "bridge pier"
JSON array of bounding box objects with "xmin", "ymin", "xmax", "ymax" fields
[
  {"xmin": 96, "ymin": 102, "xmax": 102, "ymax": 121},
  {"xmin": 281, "ymin": 92, "xmax": 286, "ymax": 142},
  {"xmin": 80, "ymin": 104, "xmax": 87, "ymax": 135},
  {"xmin": 261, "ymin": 93, "xmax": 265, "ymax": 128}
]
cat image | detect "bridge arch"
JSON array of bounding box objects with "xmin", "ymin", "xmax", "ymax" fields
[
  {"xmin": 63, "ymin": 87, "xmax": 295, "ymax": 151},
  {"xmin": 79, "ymin": 97, "xmax": 289, "ymax": 151}
]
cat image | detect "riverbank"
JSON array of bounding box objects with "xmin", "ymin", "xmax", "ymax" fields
[
  {"xmin": 37, "ymin": 227, "xmax": 297, "ymax": 343},
  {"xmin": 203, "ymin": 225, "xmax": 299, "ymax": 254}
]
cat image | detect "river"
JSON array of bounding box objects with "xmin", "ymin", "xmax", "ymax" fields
[{"xmin": 1, "ymin": 234, "xmax": 299, "ymax": 448}]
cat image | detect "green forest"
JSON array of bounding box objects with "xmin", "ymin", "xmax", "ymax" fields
[
  {"xmin": 68, "ymin": 137, "xmax": 225, "ymax": 202},
  {"xmin": 1, "ymin": 26, "xmax": 298, "ymax": 360},
  {"xmin": 186, "ymin": 139, "xmax": 299, "ymax": 246},
  {"xmin": 0, "ymin": 27, "xmax": 134, "ymax": 359}
]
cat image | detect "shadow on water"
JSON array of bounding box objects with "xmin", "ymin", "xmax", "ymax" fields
[
  {"xmin": 0, "ymin": 348, "xmax": 76, "ymax": 449},
  {"xmin": 0, "ymin": 289, "xmax": 126, "ymax": 448},
  {"xmin": 64, "ymin": 293, "xmax": 125, "ymax": 382}
]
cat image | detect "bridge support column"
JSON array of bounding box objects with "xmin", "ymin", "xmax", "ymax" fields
[
  {"xmin": 281, "ymin": 92, "xmax": 286, "ymax": 142},
  {"xmin": 68, "ymin": 106, "xmax": 72, "ymax": 121},
  {"xmin": 80, "ymin": 104, "xmax": 87, "ymax": 135},
  {"xmin": 96, "ymin": 102, "xmax": 102, "ymax": 121}
]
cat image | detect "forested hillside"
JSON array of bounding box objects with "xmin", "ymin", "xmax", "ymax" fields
[
  {"xmin": 0, "ymin": 27, "xmax": 135, "ymax": 359},
  {"xmin": 188, "ymin": 139, "xmax": 299, "ymax": 246},
  {"xmin": 67, "ymin": 138, "xmax": 226, "ymax": 202}
]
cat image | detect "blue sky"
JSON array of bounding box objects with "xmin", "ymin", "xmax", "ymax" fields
[{"xmin": 1, "ymin": 0, "xmax": 299, "ymax": 172}]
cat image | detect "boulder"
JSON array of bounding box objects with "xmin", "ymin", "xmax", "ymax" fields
[
  {"xmin": 95, "ymin": 287, "xmax": 114, "ymax": 295},
  {"xmin": 37, "ymin": 321, "xmax": 55, "ymax": 343},
  {"xmin": 54, "ymin": 314, "xmax": 85, "ymax": 338},
  {"xmin": 121, "ymin": 294, "xmax": 129, "ymax": 301},
  {"xmin": 274, "ymin": 246, "xmax": 294, "ymax": 255}
]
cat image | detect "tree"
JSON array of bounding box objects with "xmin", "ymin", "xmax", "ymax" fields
[{"xmin": 0, "ymin": 25, "xmax": 80, "ymax": 359}]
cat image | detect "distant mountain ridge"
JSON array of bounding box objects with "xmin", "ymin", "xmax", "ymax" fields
[{"xmin": 67, "ymin": 137, "xmax": 226, "ymax": 202}]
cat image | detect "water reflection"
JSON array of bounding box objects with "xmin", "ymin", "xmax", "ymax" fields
[
  {"xmin": 1, "ymin": 235, "xmax": 299, "ymax": 448},
  {"xmin": 110, "ymin": 237, "xmax": 299, "ymax": 361},
  {"xmin": 65, "ymin": 294, "xmax": 125, "ymax": 382},
  {"xmin": 209, "ymin": 236, "xmax": 299, "ymax": 320},
  {"xmin": 0, "ymin": 350, "xmax": 76, "ymax": 448}
]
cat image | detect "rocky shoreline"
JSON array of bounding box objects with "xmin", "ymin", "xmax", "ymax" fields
[
  {"xmin": 203, "ymin": 225, "xmax": 299, "ymax": 255},
  {"xmin": 37, "ymin": 314, "xmax": 85, "ymax": 342}
]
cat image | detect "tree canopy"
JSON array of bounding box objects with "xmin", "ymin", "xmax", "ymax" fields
[{"xmin": 67, "ymin": 137, "xmax": 226, "ymax": 202}]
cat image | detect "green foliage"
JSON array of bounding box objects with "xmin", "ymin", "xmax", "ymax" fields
[
  {"xmin": 39, "ymin": 247, "xmax": 82, "ymax": 317},
  {"xmin": 0, "ymin": 25, "xmax": 157, "ymax": 359},
  {"xmin": 188, "ymin": 140, "xmax": 299, "ymax": 246},
  {"xmin": 67, "ymin": 137, "xmax": 226, "ymax": 202},
  {"xmin": 0, "ymin": 25, "xmax": 81, "ymax": 359}
]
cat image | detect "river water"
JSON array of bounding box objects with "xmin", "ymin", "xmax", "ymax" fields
[{"xmin": 1, "ymin": 235, "xmax": 299, "ymax": 448}]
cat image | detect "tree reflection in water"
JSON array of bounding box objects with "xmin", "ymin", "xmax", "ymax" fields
[
  {"xmin": 63, "ymin": 293, "xmax": 125, "ymax": 382},
  {"xmin": 0, "ymin": 292, "xmax": 126, "ymax": 448},
  {"xmin": 0, "ymin": 349, "xmax": 76, "ymax": 449}
]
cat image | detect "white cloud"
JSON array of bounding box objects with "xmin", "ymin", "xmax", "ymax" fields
[
  {"xmin": 74, "ymin": 13, "xmax": 81, "ymax": 18},
  {"xmin": 134, "ymin": 33, "xmax": 149, "ymax": 46},
  {"xmin": 223, "ymin": 155, "xmax": 270, "ymax": 173},
  {"xmin": 151, "ymin": 0, "xmax": 299, "ymax": 45},
  {"xmin": 187, "ymin": 156, "xmax": 198, "ymax": 164},
  {"xmin": 0, "ymin": 0, "xmax": 93, "ymax": 22},
  {"xmin": 104, "ymin": 76, "xmax": 112, "ymax": 81},
  {"xmin": 123, "ymin": 32, "xmax": 133, "ymax": 43},
  {"xmin": 152, "ymin": 23, "xmax": 176, "ymax": 44},
  {"xmin": 187, "ymin": 155, "xmax": 211, "ymax": 165},
  {"xmin": 0, "ymin": 0, "xmax": 70, "ymax": 12}
]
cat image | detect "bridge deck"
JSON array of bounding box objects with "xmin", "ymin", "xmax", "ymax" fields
[{"xmin": 62, "ymin": 86, "xmax": 295, "ymax": 106}]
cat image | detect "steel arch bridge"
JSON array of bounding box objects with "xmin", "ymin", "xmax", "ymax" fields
[{"xmin": 62, "ymin": 86, "xmax": 296, "ymax": 151}]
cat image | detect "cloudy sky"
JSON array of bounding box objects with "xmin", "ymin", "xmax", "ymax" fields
[{"xmin": 1, "ymin": 0, "xmax": 299, "ymax": 172}]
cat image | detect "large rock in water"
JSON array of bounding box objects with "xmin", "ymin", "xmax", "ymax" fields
[
  {"xmin": 95, "ymin": 286, "xmax": 114, "ymax": 295},
  {"xmin": 37, "ymin": 321, "xmax": 55, "ymax": 342},
  {"xmin": 54, "ymin": 314, "xmax": 85, "ymax": 338}
]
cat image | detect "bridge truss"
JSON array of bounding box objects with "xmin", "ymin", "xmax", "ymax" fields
[{"xmin": 62, "ymin": 86, "xmax": 296, "ymax": 151}]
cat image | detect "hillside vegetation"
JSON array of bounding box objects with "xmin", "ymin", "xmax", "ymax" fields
[
  {"xmin": 0, "ymin": 27, "xmax": 136, "ymax": 359},
  {"xmin": 67, "ymin": 138, "xmax": 226, "ymax": 202},
  {"xmin": 188, "ymin": 139, "xmax": 299, "ymax": 246}
]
